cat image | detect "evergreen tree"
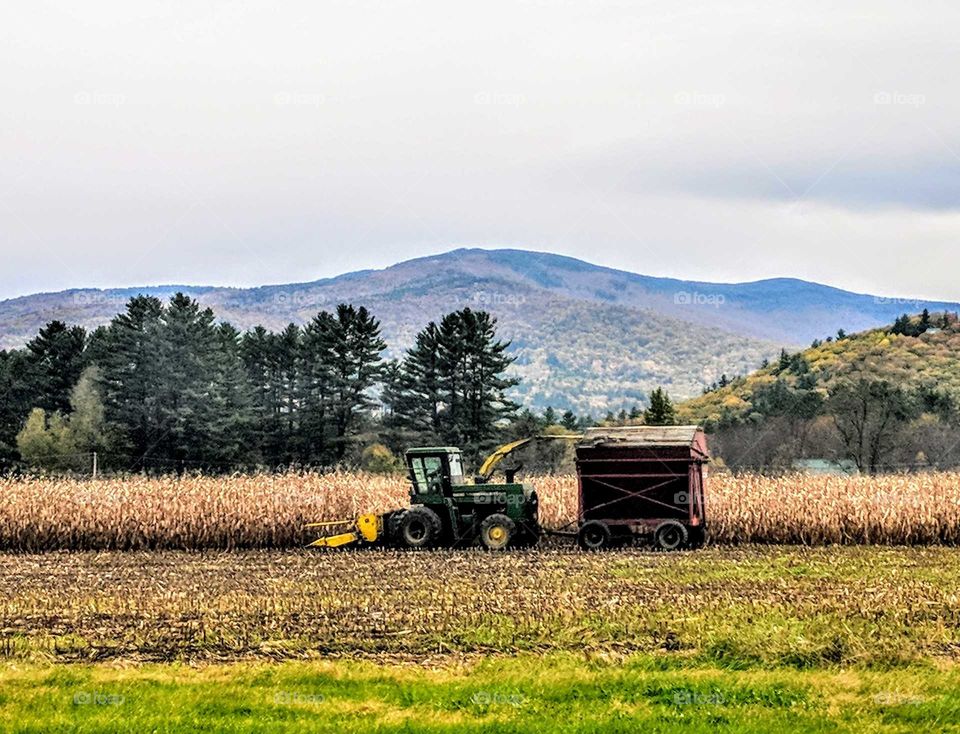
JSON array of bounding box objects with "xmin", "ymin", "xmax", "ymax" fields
[
  {"xmin": 542, "ymin": 406, "xmax": 557, "ymax": 427},
  {"xmin": 24, "ymin": 321, "xmax": 87, "ymax": 415},
  {"xmin": 0, "ymin": 349, "xmax": 36, "ymax": 465},
  {"xmin": 390, "ymin": 308, "xmax": 517, "ymax": 457},
  {"xmin": 94, "ymin": 295, "xmax": 165, "ymax": 469},
  {"xmin": 208, "ymin": 323, "xmax": 258, "ymax": 467},
  {"xmin": 777, "ymin": 349, "xmax": 791, "ymax": 372},
  {"xmin": 239, "ymin": 326, "xmax": 283, "ymax": 462},
  {"xmin": 643, "ymin": 387, "xmax": 677, "ymax": 426},
  {"xmin": 560, "ymin": 410, "xmax": 579, "ymax": 432},
  {"xmin": 385, "ymin": 323, "xmax": 444, "ymax": 441},
  {"xmin": 318, "ymin": 305, "xmax": 386, "ymax": 461}
]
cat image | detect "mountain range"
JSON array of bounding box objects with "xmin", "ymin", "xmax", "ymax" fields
[{"xmin": 3, "ymin": 248, "xmax": 958, "ymax": 414}]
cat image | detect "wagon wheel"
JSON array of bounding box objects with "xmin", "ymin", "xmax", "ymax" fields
[
  {"xmin": 577, "ymin": 520, "xmax": 612, "ymax": 551},
  {"xmin": 480, "ymin": 513, "xmax": 515, "ymax": 550},
  {"xmin": 654, "ymin": 521, "xmax": 689, "ymax": 551}
]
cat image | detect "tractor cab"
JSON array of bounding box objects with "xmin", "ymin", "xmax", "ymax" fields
[
  {"xmin": 405, "ymin": 447, "xmax": 464, "ymax": 497},
  {"xmin": 399, "ymin": 445, "xmax": 539, "ymax": 549}
]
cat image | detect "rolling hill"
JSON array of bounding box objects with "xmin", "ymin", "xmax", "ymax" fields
[
  {"xmin": 678, "ymin": 314, "xmax": 960, "ymax": 427},
  {"xmin": 3, "ymin": 248, "xmax": 959, "ymax": 413}
]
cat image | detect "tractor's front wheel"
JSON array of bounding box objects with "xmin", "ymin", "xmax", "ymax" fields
[
  {"xmin": 400, "ymin": 507, "xmax": 442, "ymax": 549},
  {"xmin": 480, "ymin": 513, "xmax": 515, "ymax": 550}
]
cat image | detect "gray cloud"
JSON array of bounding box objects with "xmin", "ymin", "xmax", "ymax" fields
[{"xmin": 2, "ymin": 0, "xmax": 960, "ymax": 301}]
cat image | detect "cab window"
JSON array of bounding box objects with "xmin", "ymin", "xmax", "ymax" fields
[
  {"xmin": 410, "ymin": 456, "xmax": 445, "ymax": 494},
  {"xmin": 410, "ymin": 458, "xmax": 428, "ymax": 493},
  {"xmin": 447, "ymin": 453, "xmax": 464, "ymax": 482},
  {"xmin": 423, "ymin": 456, "xmax": 444, "ymax": 492}
]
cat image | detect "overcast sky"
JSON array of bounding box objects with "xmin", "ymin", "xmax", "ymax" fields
[{"xmin": 2, "ymin": 1, "xmax": 959, "ymax": 301}]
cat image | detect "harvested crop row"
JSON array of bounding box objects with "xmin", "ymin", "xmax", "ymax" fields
[{"xmin": 1, "ymin": 471, "xmax": 959, "ymax": 550}]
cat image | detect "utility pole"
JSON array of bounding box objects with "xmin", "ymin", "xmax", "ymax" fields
[{"xmin": 92, "ymin": 451, "xmax": 98, "ymax": 479}]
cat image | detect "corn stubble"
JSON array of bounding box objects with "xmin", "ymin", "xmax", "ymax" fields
[{"xmin": 1, "ymin": 471, "xmax": 959, "ymax": 550}]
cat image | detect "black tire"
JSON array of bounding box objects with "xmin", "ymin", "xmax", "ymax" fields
[
  {"xmin": 386, "ymin": 510, "xmax": 407, "ymax": 545},
  {"xmin": 687, "ymin": 526, "xmax": 706, "ymax": 549},
  {"xmin": 578, "ymin": 520, "xmax": 612, "ymax": 551},
  {"xmin": 654, "ymin": 521, "xmax": 689, "ymax": 551},
  {"xmin": 400, "ymin": 507, "xmax": 442, "ymax": 549},
  {"xmin": 480, "ymin": 513, "xmax": 515, "ymax": 550}
]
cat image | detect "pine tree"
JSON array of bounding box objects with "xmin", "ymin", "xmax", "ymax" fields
[
  {"xmin": 386, "ymin": 322, "xmax": 444, "ymax": 441},
  {"xmin": 643, "ymin": 387, "xmax": 677, "ymax": 426},
  {"xmin": 778, "ymin": 349, "xmax": 791, "ymax": 372},
  {"xmin": 208, "ymin": 323, "xmax": 258, "ymax": 467},
  {"xmin": 390, "ymin": 308, "xmax": 517, "ymax": 457},
  {"xmin": 560, "ymin": 410, "xmax": 579, "ymax": 431},
  {"xmin": 240, "ymin": 326, "xmax": 282, "ymax": 462},
  {"xmin": 24, "ymin": 321, "xmax": 87, "ymax": 415},
  {"xmin": 94, "ymin": 295, "xmax": 165, "ymax": 469},
  {"xmin": 318, "ymin": 305, "xmax": 386, "ymax": 462}
]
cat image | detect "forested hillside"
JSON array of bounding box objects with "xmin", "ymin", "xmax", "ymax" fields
[{"xmin": 679, "ymin": 311, "xmax": 960, "ymax": 472}]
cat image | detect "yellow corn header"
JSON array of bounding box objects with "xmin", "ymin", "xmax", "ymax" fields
[{"xmin": 304, "ymin": 513, "xmax": 384, "ymax": 548}]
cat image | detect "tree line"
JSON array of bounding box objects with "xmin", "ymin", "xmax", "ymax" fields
[
  {"xmin": 1, "ymin": 294, "xmax": 530, "ymax": 473},
  {"xmin": 708, "ymin": 357, "xmax": 960, "ymax": 474}
]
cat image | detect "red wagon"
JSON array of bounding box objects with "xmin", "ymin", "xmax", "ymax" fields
[{"xmin": 574, "ymin": 426, "xmax": 708, "ymax": 550}]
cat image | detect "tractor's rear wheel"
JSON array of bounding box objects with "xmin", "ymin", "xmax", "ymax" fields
[
  {"xmin": 654, "ymin": 520, "xmax": 689, "ymax": 551},
  {"xmin": 577, "ymin": 520, "xmax": 612, "ymax": 551},
  {"xmin": 400, "ymin": 507, "xmax": 442, "ymax": 549},
  {"xmin": 480, "ymin": 513, "xmax": 515, "ymax": 550}
]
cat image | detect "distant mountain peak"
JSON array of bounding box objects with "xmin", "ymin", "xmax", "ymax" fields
[{"xmin": 3, "ymin": 247, "xmax": 959, "ymax": 413}]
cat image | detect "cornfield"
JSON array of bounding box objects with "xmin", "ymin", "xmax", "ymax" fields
[{"xmin": 1, "ymin": 471, "xmax": 960, "ymax": 550}]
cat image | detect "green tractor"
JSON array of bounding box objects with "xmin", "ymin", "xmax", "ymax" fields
[
  {"xmin": 307, "ymin": 443, "xmax": 543, "ymax": 550},
  {"xmin": 391, "ymin": 447, "xmax": 540, "ymax": 550}
]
